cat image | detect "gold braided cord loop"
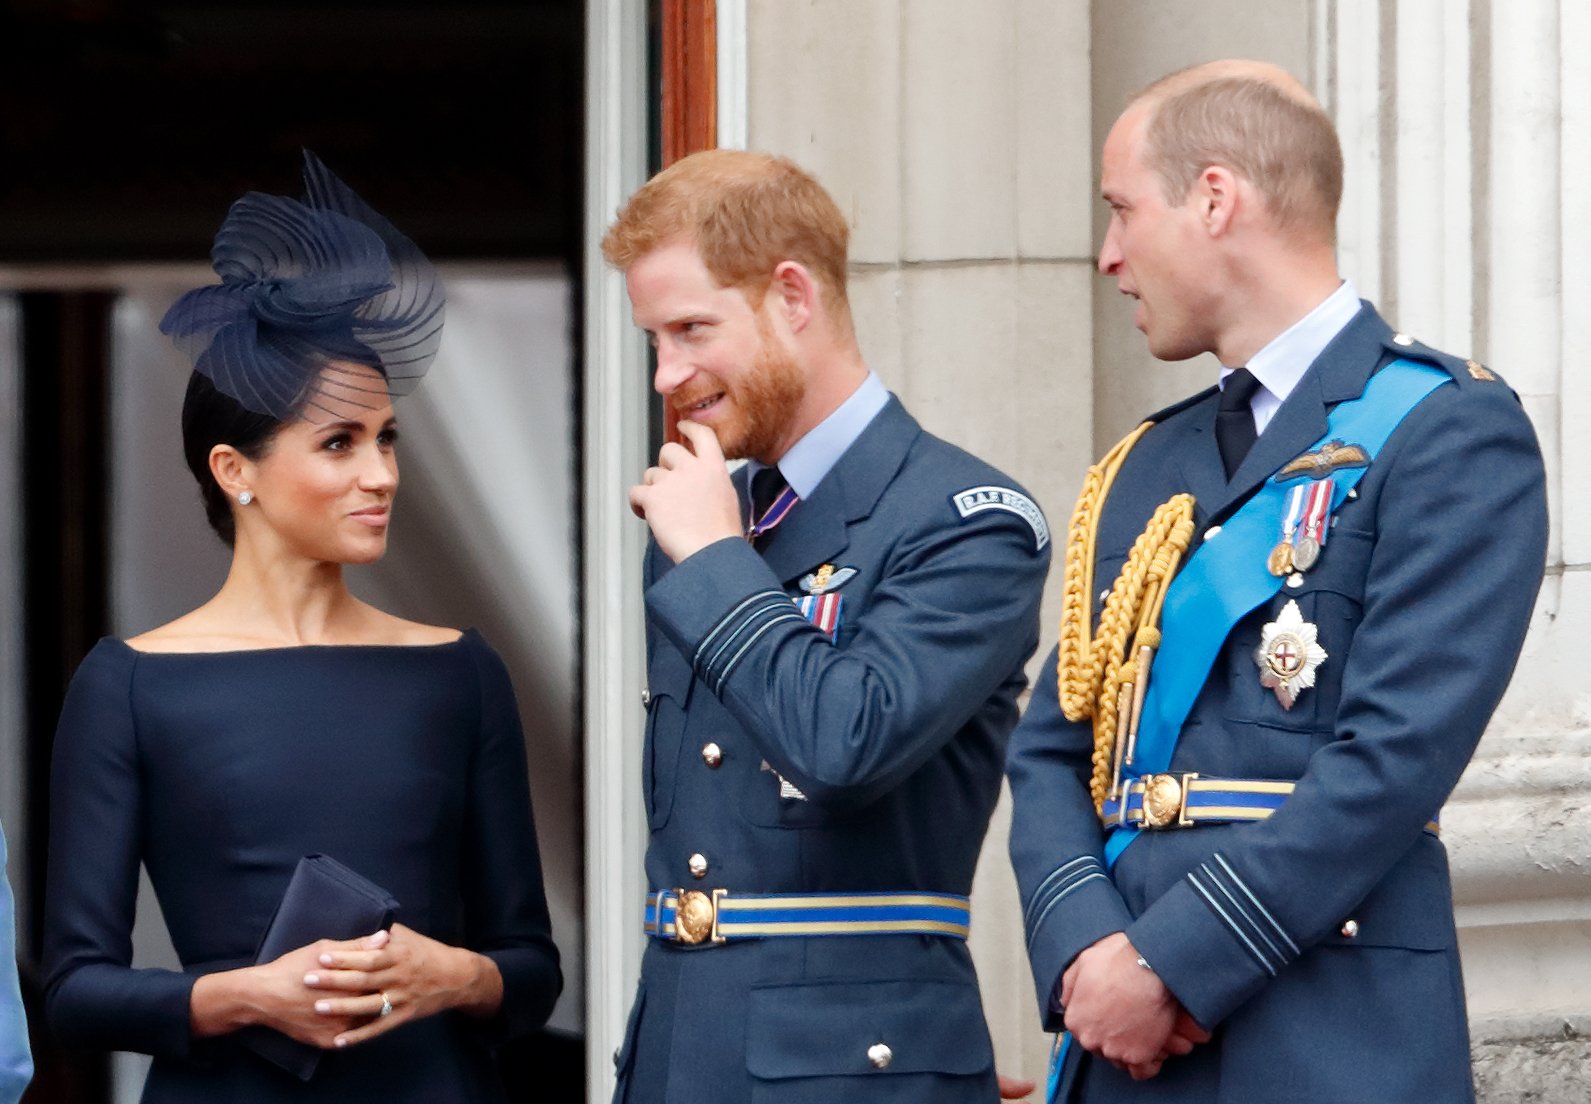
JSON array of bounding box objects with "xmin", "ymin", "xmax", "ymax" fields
[
  {"xmin": 1055, "ymin": 423, "xmax": 1196, "ymax": 814},
  {"xmin": 1057, "ymin": 425, "xmax": 1150, "ymax": 718}
]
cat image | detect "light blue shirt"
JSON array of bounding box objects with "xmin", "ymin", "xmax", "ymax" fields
[
  {"xmin": 747, "ymin": 371, "xmax": 890, "ymax": 502},
  {"xmin": 0, "ymin": 821, "xmax": 32, "ymax": 1104},
  {"xmin": 1221, "ymin": 279, "xmax": 1362, "ymax": 434}
]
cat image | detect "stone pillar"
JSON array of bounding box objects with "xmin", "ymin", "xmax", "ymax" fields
[
  {"xmin": 1390, "ymin": 0, "xmax": 1472, "ymax": 350},
  {"xmin": 584, "ymin": 1, "xmax": 651, "ymax": 1097},
  {"xmin": 747, "ymin": 0, "xmax": 1095, "ymax": 1083},
  {"xmin": 1322, "ymin": 1, "xmax": 1591, "ymax": 1097}
]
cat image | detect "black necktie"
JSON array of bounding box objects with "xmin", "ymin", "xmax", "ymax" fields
[
  {"xmin": 1216, "ymin": 367, "xmax": 1262, "ymax": 478},
  {"xmin": 750, "ymin": 465, "xmax": 788, "ymax": 521}
]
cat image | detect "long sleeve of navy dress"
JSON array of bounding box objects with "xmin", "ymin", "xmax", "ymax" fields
[{"xmin": 42, "ymin": 630, "xmax": 561, "ymax": 1103}]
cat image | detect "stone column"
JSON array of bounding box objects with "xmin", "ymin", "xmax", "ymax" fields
[
  {"xmin": 1323, "ymin": 1, "xmax": 1591, "ymax": 1096},
  {"xmin": 747, "ymin": 0, "xmax": 1095, "ymax": 1083},
  {"xmin": 584, "ymin": 0, "xmax": 651, "ymax": 1097}
]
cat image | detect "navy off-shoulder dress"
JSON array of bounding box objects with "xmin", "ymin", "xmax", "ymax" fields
[{"xmin": 43, "ymin": 630, "xmax": 562, "ymax": 1102}]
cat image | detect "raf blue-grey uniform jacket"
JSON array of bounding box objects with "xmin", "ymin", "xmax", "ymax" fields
[
  {"xmin": 1008, "ymin": 305, "xmax": 1548, "ymax": 1104},
  {"xmin": 615, "ymin": 396, "xmax": 1050, "ymax": 1104}
]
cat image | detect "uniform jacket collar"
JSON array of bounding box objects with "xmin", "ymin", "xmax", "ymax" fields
[
  {"xmin": 1170, "ymin": 301, "xmax": 1396, "ymax": 527},
  {"xmin": 737, "ymin": 395, "xmax": 921, "ymax": 584}
]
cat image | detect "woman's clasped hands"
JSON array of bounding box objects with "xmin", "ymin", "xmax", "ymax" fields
[
  {"xmin": 301, "ymin": 924, "xmax": 504, "ymax": 1049},
  {"xmin": 192, "ymin": 923, "xmax": 504, "ymax": 1052}
]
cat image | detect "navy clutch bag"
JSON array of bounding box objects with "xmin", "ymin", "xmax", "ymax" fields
[{"xmin": 238, "ymin": 854, "xmax": 400, "ymax": 1080}]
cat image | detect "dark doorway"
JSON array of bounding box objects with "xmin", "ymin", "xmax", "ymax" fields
[
  {"xmin": 0, "ymin": 0, "xmax": 582, "ymax": 262},
  {"xmin": 1, "ymin": 3, "xmax": 585, "ymax": 1101}
]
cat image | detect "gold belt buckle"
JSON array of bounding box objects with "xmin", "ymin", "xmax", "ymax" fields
[
  {"xmin": 672, "ymin": 887, "xmax": 728, "ymax": 945},
  {"xmin": 1139, "ymin": 772, "xmax": 1198, "ymax": 829}
]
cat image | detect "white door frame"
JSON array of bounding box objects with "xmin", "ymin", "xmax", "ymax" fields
[
  {"xmin": 716, "ymin": 0, "xmax": 748, "ymax": 151},
  {"xmin": 582, "ymin": 0, "xmax": 650, "ymax": 1098},
  {"xmin": 582, "ymin": 1, "xmax": 749, "ymax": 1096}
]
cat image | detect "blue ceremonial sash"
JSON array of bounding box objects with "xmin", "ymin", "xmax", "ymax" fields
[
  {"xmin": 1103, "ymin": 360, "xmax": 1451, "ymax": 869},
  {"xmin": 1045, "ymin": 1031, "xmax": 1071, "ymax": 1104}
]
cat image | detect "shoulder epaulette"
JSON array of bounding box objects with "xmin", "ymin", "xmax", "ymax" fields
[{"xmin": 1381, "ymin": 331, "xmax": 1503, "ymax": 388}]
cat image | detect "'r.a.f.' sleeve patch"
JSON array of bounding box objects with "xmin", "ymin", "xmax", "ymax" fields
[{"xmin": 950, "ymin": 485, "xmax": 1050, "ymax": 551}]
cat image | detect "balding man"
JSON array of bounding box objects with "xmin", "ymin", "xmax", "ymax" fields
[{"xmin": 1007, "ymin": 61, "xmax": 1546, "ymax": 1102}]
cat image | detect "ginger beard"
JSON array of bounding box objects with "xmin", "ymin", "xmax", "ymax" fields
[{"xmin": 671, "ymin": 311, "xmax": 806, "ymax": 462}]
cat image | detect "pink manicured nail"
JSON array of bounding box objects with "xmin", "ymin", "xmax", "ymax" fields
[
  {"xmin": 315, "ymin": 1000, "xmax": 331, "ymax": 1014},
  {"xmin": 319, "ymin": 953, "xmax": 335, "ymax": 966},
  {"xmin": 303, "ymin": 973, "xmax": 319, "ymax": 986},
  {"xmin": 334, "ymin": 1037, "xmax": 348, "ymax": 1048}
]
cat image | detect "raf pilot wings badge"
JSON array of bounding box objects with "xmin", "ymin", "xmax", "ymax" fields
[
  {"xmin": 799, "ymin": 564, "xmax": 857, "ymax": 594},
  {"xmin": 1276, "ymin": 439, "xmax": 1370, "ymax": 482}
]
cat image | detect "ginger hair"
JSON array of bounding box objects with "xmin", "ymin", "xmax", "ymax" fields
[{"xmin": 601, "ymin": 149, "xmax": 853, "ymax": 329}]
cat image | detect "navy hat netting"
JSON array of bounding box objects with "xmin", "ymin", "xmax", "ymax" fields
[{"xmin": 161, "ymin": 151, "xmax": 445, "ymax": 421}]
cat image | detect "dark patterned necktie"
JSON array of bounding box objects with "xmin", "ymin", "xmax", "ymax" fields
[
  {"xmin": 750, "ymin": 465, "xmax": 788, "ymax": 522},
  {"xmin": 1216, "ymin": 367, "xmax": 1262, "ymax": 478}
]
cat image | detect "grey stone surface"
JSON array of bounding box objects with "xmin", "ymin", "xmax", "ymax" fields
[{"xmin": 1474, "ymin": 1029, "xmax": 1591, "ymax": 1104}]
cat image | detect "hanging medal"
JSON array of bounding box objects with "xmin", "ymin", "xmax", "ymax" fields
[
  {"xmin": 1291, "ymin": 476, "xmax": 1334, "ymax": 572},
  {"xmin": 1268, "ymin": 483, "xmax": 1309, "ymax": 576},
  {"xmin": 747, "ymin": 484, "xmax": 800, "ymax": 541}
]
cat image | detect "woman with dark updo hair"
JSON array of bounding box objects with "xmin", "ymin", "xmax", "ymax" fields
[{"xmin": 40, "ymin": 153, "xmax": 561, "ymax": 1102}]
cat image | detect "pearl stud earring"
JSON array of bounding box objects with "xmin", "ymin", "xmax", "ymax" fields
[{"xmin": 238, "ymin": 491, "xmax": 254, "ymax": 506}]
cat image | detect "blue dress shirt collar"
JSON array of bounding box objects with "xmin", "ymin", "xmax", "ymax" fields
[
  {"xmin": 747, "ymin": 372, "xmax": 890, "ymax": 501},
  {"xmin": 1220, "ymin": 279, "xmax": 1361, "ymax": 433}
]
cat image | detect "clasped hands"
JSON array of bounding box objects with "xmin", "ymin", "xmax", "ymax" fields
[
  {"xmin": 1061, "ymin": 932, "xmax": 1210, "ymax": 1081},
  {"xmin": 629, "ymin": 421, "xmax": 745, "ymax": 563},
  {"xmin": 220, "ymin": 922, "xmax": 497, "ymax": 1051}
]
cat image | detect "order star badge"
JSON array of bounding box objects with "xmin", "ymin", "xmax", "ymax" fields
[{"xmin": 1254, "ymin": 599, "xmax": 1328, "ymax": 710}]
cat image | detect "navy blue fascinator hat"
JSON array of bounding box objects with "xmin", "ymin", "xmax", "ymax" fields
[{"xmin": 161, "ymin": 151, "xmax": 445, "ymax": 421}]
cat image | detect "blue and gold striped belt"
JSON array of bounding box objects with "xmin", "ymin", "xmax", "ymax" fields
[
  {"xmin": 1102, "ymin": 773, "xmax": 1439, "ymax": 835},
  {"xmin": 643, "ymin": 889, "xmax": 971, "ymax": 946}
]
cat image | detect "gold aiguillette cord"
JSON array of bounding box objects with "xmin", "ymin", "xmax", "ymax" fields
[{"xmin": 1056, "ymin": 423, "xmax": 1196, "ymax": 814}]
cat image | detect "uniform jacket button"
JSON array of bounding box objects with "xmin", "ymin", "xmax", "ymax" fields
[
  {"xmin": 641, "ymin": 687, "xmax": 652, "ymax": 707},
  {"xmin": 1340, "ymin": 919, "xmax": 1359, "ymax": 938},
  {"xmin": 867, "ymin": 1043, "xmax": 892, "ymax": 1069},
  {"xmin": 701, "ymin": 742, "xmax": 723, "ymax": 768},
  {"xmin": 688, "ymin": 852, "xmax": 709, "ymax": 879}
]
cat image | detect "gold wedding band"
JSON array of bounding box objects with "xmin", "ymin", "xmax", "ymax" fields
[{"xmin": 378, "ymin": 991, "xmax": 393, "ymax": 1018}]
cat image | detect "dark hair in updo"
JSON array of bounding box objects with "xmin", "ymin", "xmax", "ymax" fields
[{"xmin": 180, "ymin": 371, "xmax": 282, "ymax": 547}]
